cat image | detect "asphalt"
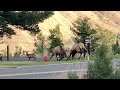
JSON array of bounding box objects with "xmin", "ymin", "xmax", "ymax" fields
[
  {"xmin": 0, "ymin": 62, "xmax": 88, "ymax": 79},
  {"xmin": 0, "ymin": 59, "xmax": 119, "ymax": 79}
]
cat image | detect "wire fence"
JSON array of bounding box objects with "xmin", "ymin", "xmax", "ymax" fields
[{"xmin": 0, "ymin": 40, "xmax": 91, "ymax": 62}]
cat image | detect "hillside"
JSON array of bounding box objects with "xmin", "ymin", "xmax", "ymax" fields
[{"xmin": 1, "ymin": 11, "xmax": 120, "ymax": 56}]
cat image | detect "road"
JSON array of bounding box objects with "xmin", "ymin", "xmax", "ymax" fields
[
  {"xmin": 0, "ymin": 59, "xmax": 119, "ymax": 79},
  {"xmin": 0, "ymin": 62, "xmax": 88, "ymax": 79}
]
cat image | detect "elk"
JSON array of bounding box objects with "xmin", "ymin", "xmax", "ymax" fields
[
  {"xmin": 66, "ymin": 43, "xmax": 88, "ymax": 60},
  {"xmin": 25, "ymin": 51, "xmax": 36, "ymax": 61},
  {"xmin": 49, "ymin": 45, "xmax": 67, "ymax": 61}
]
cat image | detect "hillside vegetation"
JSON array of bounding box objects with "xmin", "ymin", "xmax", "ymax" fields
[{"xmin": 0, "ymin": 11, "xmax": 120, "ymax": 56}]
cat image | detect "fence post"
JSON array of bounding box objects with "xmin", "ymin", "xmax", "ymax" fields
[
  {"xmin": 7, "ymin": 44, "xmax": 9, "ymax": 61},
  {"xmin": 7, "ymin": 41, "xmax": 11, "ymax": 61}
]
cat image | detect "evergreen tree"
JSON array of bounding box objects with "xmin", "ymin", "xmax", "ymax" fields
[
  {"xmin": 71, "ymin": 17, "xmax": 97, "ymax": 56},
  {"xmin": 0, "ymin": 11, "xmax": 54, "ymax": 37},
  {"xmin": 71, "ymin": 17, "xmax": 96, "ymax": 43},
  {"xmin": 88, "ymin": 44, "xmax": 113, "ymax": 79},
  {"xmin": 0, "ymin": 16, "xmax": 15, "ymax": 38}
]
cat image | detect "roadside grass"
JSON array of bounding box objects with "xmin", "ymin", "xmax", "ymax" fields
[
  {"xmin": 113, "ymin": 54, "xmax": 120, "ymax": 59},
  {"xmin": 0, "ymin": 54, "xmax": 119, "ymax": 68},
  {"xmin": 0, "ymin": 58, "xmax": 86, "ymax": 68}
]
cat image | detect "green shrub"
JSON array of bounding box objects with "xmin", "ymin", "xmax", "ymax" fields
[
  {"xmin": 67, "ymin": 72, "xmax": 79, "ymax": 79},
  {"xmin": 87, "ymin": 44, "xmax": 113, "ymax": 79},
  {"xmin": 110, "ymin": 69, "xmax": 120, "ymax": 79},
  {"xmin": 112, "ymin": 40, "xmax": 120, "ymax": 54}
]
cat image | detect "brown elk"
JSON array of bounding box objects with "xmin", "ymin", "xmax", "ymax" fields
[
  {"xmin": 49, "ymin": 45, "xmax": 67, "ymax": 61},
  {"xmin": 66, "ymin": 43, "xmax": 88, "ymax": 60},
  {"xmin": 25, "ymin": 51, "xmax": 36, "ymax": 61}
]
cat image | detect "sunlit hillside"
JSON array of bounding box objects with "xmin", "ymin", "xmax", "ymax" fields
[{"xmin": 1, "ymin": 11, "xmax": 120, "ymax": 55}]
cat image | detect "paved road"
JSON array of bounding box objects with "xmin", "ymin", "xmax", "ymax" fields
[
  {"xmin": 0, "ymin": 59, "xmax": 119, "ymax": 79},
  {"xmin": 0, "ymin": 62, "xmax": 88, "ymax": 79}
]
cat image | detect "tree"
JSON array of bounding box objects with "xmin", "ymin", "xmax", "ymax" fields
[
  {"xmin": 88, "ymin": 44, "xmax": 113, "ymax": 79},
  {"xmin": 94, "ymin": 25, "xmax": 116, "ymax": 51},
  {"xmin": 0, "ymin": 11, "xmax": 54, "ymax": 38},
  {"xmin": 71, "ymin": 17, "xmax": 96, "ymax": 42},
  {"xmin": 112, "ymin": 39, "xmax": 120, "ymax": 54},
  {"xmin": 0, "ymin": 16, "xmax": 15, "ymax": 38},
  {"xmin": 83, "ymin": 24, "xmax": 116, "ymax": 56},
  {"xmin": 71, "ymin": 17, "xmax": 97, "ymax": 56},
  {"xmin": 48, "ymin": 24, "xmax": 63, "ymax": 52},
  {"xmin": 35, "ymin": 33, "xmax": 46, "ymax": 56}
]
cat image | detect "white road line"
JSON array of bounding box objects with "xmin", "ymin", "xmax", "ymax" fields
[
  {"xmin": 0, "ymin": 69, "xmax": 87, "ymax": 77},
  {"xmin": 17, "ymin": 61, "xmax": 90, "ymax": 68}
]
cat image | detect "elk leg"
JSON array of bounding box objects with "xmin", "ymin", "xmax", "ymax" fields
[
  {"xmin": 49, "ymin": 54, "xmax": 54, "ymax": 61},
  {"xmin": 28, "ymin": 58, "xmax": 31, "ymax": 61},
  {"xmin": 58, "ymin": 55, "xmax": 61, "ymax": 61},
  {"xmin": 59, "ymin": 54, "xmax": 63, "ymax": 61},
  {"xmin": 72, "ymin": 52, "xmax": 76, "ymax": 60},
  {"xmin": 66, "ymin": 52, "xmax": 72, "ymax": 61},
  {"xmin": 56, "ymin": 55, "xmax": 59, "ymax": 61},
  {"xmin": 61, "ymin": 55, "xmax": 64, "ymax": 61},
  {"xmin": 34, "ymin": 57, "xmax": 36, "ymax": 60},
  {"xmin": 78, "ymin": 52, "xmax": 82, "ymax": 59}
]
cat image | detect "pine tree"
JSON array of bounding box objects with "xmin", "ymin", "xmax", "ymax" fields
[
  {"xmin": 71, "ymin": 17, "xmax": 96, "ymax": 43},
  {"xmin": 48, "ymin": 25, "xmax": 63, "ymax": 52},
  {"xmin": 71, "ymin": 17, "xmax": 97, "ymax": 56},
  {"xmin": 88, "ymin": 44, "xmax": 113, "ymax": 79}
]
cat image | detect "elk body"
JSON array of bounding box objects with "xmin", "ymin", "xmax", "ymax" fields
[
  {"xmin": 49, "ymin": 45, "xmax": 67, "ymax": 61},
  {"xmin": 67, "ymin": 43, "xmax": 88, "ymax": 60},
  {"xmin": 26, "ymin": 52, "xmax": 36, "ymax": 60}
]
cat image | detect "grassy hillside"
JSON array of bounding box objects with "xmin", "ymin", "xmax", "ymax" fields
[{"xmin": 0, "ymin": 11, "xmax": 120, "ymax": 56}]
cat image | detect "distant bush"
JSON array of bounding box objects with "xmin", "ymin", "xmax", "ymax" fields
[{"xmin": 14, "ymin": 47, "xmax": 22, "ymax": 57}]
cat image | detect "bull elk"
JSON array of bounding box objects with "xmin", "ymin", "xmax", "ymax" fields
[
  {"xmin": 66, "ymin": 42, "xmax": 88, "ymax": 60},
  {"xmin": 49, "ymin": 45, "xmax": 67, "ymax": 61},
  {"xmin": 25, "ymin": 51, "xmax": 36, "ymax": 61}
]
